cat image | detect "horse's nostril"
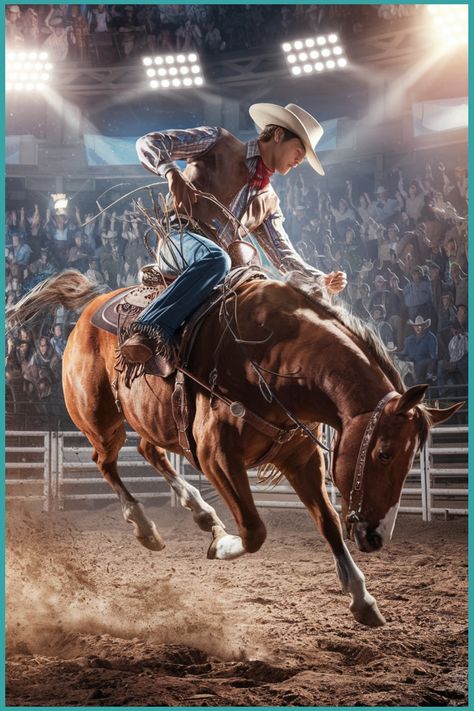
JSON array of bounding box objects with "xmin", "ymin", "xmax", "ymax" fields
[{"xmin": 366, "ymin": 528, "xmax": 383, "ymax": 550}]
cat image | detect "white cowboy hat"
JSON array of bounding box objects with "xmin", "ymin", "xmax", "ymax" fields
[
  {"xmin": 408, "ymin": 315, "xmax": 431, "ymax": 328},
  {"xmin": 249, "ymin": 102, "xmax": 325, "ymax": 175}
]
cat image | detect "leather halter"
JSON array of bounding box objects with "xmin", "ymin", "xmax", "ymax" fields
[{"xmin": 346, "ymin": 391, "xmax": 399, "ymax": 525}]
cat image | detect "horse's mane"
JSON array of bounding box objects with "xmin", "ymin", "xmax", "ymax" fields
[
  {"xmin": 284, "ymin": 279, "xmax": 432, "ymax": 447},
  {"xmin": 286, "ymin": 280, "xmax": 405, "ymax": 393}
]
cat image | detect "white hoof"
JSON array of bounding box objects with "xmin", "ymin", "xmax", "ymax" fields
[{"xmin": 207, "ymin": 525, "xmax": 245, "ymax": 560}]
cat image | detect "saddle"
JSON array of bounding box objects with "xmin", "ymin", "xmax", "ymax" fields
[
  {"xmin": 90, "ymin": 262, "xmax": 268, "ymax": 469},
  {"xmin": 90, "ymin": 241, "xmax": 262, "ymax": 339},
  {"xmin": 90, "ymin": 264, "xmax": 268, "ymax": 382}
]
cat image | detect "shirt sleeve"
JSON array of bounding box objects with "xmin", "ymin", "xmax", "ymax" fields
[
  {"xmin": 136, "ymin": 126, "xmax": 220, "ymax": 177},
  {"xmin": 253, "ymin": 192, "xmax": 324, "ymax": 279}
]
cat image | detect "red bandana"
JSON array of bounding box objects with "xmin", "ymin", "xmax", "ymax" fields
[{"xmin": 249, "ymin": 156, "xmax": 274, "ymax": 191}]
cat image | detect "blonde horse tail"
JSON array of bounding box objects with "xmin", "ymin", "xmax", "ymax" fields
[{"xmin": 6, "ymin": 269, "xmax": 102, "ymax": 326}]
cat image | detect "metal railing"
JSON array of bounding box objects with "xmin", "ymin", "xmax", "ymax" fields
[{"xmin": 6, "ymin": 423, "xmax": 468, "ymax": 521}]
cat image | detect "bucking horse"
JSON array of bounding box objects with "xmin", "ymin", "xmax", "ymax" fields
[{"xmin": 7, "ymin": 268, "xmax": 461, "ymax": 627}]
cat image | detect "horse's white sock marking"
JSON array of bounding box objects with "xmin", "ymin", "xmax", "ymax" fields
[
  {"xmin": 335, "ymin": 542, "xmax": 375, "ymax": 608},
  {"xmin": 162, "ymin": 471, "xmax": 223, "ymax": 526}
]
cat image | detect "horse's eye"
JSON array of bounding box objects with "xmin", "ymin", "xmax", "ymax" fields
[{"xmin": 378, "ymin": 451, "xmax": 391, "ymax": 463}]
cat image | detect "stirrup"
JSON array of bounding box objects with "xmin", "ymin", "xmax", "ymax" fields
[{"xmin": 121, "ymin": 332, "xmax": 153, "ymax": 363}]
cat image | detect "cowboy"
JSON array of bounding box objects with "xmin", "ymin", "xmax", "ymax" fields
[
  {"xmin": 122, "ymin": 103, "xmax": 347, "ymax": 364},
  {"xmin": 398, "ymin": 315, "xmax": 438, "ymax": 385}
]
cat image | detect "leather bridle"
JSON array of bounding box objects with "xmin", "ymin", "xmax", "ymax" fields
[{"xmin": 346, "ymin": 390, "xmax": 399, "ymax": 525}]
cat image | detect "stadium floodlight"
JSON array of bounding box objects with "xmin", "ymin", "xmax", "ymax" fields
[
  {"xmin": 6, "ymin": 50, "xmax": 53, "ymax": 93},
  {"xmin": 282, "ymin": 33, "xmax": 349, "ymax": 77},
  {"xmin": 426, "ymin": 5, "xmax": 468, "ymax": 47},
  {"xmin": 142, "ymin": 52, "xmax": 204, "ymax": 90}
]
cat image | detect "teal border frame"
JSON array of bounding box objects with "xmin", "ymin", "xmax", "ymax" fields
[{"xmin": 2, "ymin": 1, "xmax": 471, "ymax": 710}]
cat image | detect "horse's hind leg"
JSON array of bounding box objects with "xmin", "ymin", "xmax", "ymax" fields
[
  {"xmin": 63, "ymin": 340, "xmax": 164, "ymax": 551},
  {"xmin": 90, "ymin": 426, "xmax": 165, "ymax": 551},
  {"xmin": 279, "ymin": 445, "xmax": 385, "ymax": 628},
  {"xmin": 137, "ymin": 440, "xmax": 225, "ymax": 531}
]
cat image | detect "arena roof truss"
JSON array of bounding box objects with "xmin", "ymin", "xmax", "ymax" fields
[{"xmin": 51, "ymin": 23, "xmax": 435, "ymax": 97}]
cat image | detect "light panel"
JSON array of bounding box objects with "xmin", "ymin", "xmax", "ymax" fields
[
  {"xmin": 6, "ymin": 50, "xmax": 53, "ymax": 92},
  {"xmin": 282, "ymin": 33, "xmax": 348, "ymax": 76},
  {"xmin": 426, "ymin": 5, "xmax": 468, "ymax": 47},
  {"xmin": 142, "ymin": 52, "xmax": 204, "ymax": 89}
]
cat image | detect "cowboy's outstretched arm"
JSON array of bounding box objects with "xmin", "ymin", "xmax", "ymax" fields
[{"xmin": 254, "ymin": 195, "xmax": 347, "ymax": 294}]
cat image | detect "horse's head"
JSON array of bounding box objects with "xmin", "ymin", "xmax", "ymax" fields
[{"xmin": 333, "ymin": 385, "xmax": 463, "ymax": 553}]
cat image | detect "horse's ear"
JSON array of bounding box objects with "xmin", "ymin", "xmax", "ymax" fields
[
  {"xmin": 424, "ymin": 401, "xmax": 465, "ymax": 426},
  {"xmin": 394, "ymin": 385, "xmax": 429, "ymax": 415}
]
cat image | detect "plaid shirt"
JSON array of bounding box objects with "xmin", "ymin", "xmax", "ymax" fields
[{"xmin": 136, "ymin": 126, "xmax": 322, "ymax": 277}]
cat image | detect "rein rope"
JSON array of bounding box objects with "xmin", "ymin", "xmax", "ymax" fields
[{"xmin": 210, "ymin": 275, "xmax": 332, "ymax": 454}]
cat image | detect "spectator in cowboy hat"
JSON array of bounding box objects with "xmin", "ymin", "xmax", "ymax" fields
[
  {"xmin": 398, "ymin": 315, "xmax": 438, "ymax": 384},
  {"xmin": 368, "ymin": 185, "xmax": 401, "ymax": 226}
]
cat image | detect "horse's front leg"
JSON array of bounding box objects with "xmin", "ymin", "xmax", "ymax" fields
[
  {"xmin": 278, "ymin": 445, "xmax": 385, "ymax": 628},
  {"xmin": 196, "ymin": 430, "xmax": 267, "ymax": 561}
]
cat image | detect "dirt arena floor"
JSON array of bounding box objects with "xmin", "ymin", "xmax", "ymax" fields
[{"xmin": 6, "ymin": 500, "xmax": 467, "ymax": 707}]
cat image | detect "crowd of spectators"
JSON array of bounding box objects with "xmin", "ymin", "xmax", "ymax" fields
[
  {"xmin": 278, "ymin": 158, "xmax": 468, "ymax": 390},
  {"xmin": 6, "ymin": 155, "xmax": 468, "ymax": 408},
  {"xmin": 6, "ymin": 4, "xmax": 423, "ymax": 63},
  {"xmin": 6, "ymin": 199, "xmax": 151, "ymax": 405}
]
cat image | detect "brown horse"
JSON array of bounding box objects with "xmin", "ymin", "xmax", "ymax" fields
[{"xmin": 8, "ymin": 270, "xmax": 461, "ymax": 628}]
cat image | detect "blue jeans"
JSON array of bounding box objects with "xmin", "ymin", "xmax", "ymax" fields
[{"xmin": 135, "ymin": 229, "xmax": 231, "ymax": 340}]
